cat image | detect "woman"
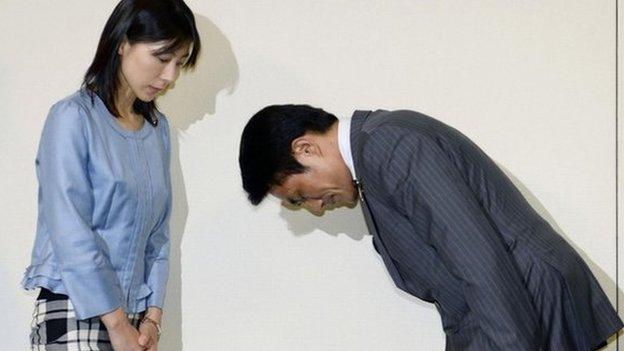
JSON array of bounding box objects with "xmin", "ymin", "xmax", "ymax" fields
[{"xmin": 22, "ymin": 1, "xmax": 200, "ymax": 350}]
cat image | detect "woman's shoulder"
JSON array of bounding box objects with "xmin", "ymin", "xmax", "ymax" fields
[
  {"xmin": 42, "ymin": 89, "xmax": 101, "ymax": 141},
  {"xmin": 153, "ymin": 109, "xmax": 170, "ymax": 128},
  {"xmin": 153, "ymin": 109, "xmax": 171, "ymax": 140},
  {"xmin": 47, "ymin": 89, "xmax": 97, "ymax": 123}
]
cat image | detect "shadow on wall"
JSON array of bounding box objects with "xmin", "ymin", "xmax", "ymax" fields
[
  {"xmin": 279, "ymin": 204, "xmax": 369, "ymax": 241},
  {"xmin": 160, "ymin": 14, "xmax": 239, "ymax": 131},
  {"xmin": 157, "ymin": 14, "xmax": 238, "ymax": 351}
]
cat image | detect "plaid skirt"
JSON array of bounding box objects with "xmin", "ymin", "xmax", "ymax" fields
[{"xmin": 30, "ymin": 288, "xmax": 144, "ymax": 351}]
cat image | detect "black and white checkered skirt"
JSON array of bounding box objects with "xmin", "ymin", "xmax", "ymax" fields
[{"xmin": 30, "ymin": 288, "xmax": 144, "ymax": 351}]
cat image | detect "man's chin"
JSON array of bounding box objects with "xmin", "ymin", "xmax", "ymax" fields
[
  {"xmin": 337, "ymin": 198, "xmax": 358, "ymax": 209},
  {"xmin": 323, "ymin": 200, "xmax": 357, "ymax": 212}
]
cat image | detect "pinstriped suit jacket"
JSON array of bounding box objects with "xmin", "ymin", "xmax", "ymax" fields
[{"xmin": 350, "ymin": 110, "xmax": 622, "ymax": 351}]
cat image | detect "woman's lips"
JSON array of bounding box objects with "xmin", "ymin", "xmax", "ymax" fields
[{"xmin": 147, "ymin": 86, "xmax": 164, "ymax": 95}]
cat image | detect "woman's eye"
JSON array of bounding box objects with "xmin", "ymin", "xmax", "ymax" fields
[{"xmin": 157, "ymin": 56, "xmax": 171, "ymax": 63}]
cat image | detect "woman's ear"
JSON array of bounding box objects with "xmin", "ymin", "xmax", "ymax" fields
[{"xmin": 118, "ymin": 38, "xmax": 130, "ymax": 56}]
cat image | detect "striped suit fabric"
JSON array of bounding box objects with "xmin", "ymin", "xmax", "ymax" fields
[{"xmin": 350, "ymin": 110, "xmax": 622, "ymax": 350}]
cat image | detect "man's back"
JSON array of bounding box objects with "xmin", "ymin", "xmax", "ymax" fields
[{"xmin": 351, "ymin": 109, "xmax": 622, "ymax": 350}]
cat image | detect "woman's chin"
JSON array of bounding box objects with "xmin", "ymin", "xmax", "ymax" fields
[{"xmin": 136, "ymin": 94, "xmax": 156, "ymax": 103}]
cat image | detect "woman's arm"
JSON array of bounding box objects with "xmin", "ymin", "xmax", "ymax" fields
[{"xmin": 37, "ymin": 100, "xmax": 124, "ymax": 320}]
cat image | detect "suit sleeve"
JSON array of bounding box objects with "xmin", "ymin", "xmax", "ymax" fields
[
  {"xmin": 144, "ymin": 119, "xmax": 172, "ymax": 309},
  {"xmin": 361, "ymin": 126, "xmax": 540, "ymax": 350},
  {"xmin": 37, "ymin": 101, "xmax": 124, "ymax": 320}
]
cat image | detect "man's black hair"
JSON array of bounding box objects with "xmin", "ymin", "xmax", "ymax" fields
[{"xmin": 239, "ymin": 105, "xmax": 338, "ymax": 205}]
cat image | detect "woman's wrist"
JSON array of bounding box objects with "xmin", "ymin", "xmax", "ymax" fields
[
  {"xmin": 101, "ymin": 307, "xmax": 129, "ymax": 331},
  {"xmin": 145, "ymin": 306, "xmax": 163, "ymax": 324}
]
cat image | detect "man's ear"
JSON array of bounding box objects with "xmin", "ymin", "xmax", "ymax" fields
[{"xmin": 291, "ymin": 136, "xmax": 319, "ymax": 159}]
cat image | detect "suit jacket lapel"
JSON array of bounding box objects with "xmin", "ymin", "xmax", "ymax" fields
[{"xmin": 350, "ymin": 110, "xmax": 408, "ymax": 291}]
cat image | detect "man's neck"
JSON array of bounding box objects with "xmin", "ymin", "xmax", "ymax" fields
[{"xmin": 336, "ymin": 119, "xmax": 357, "ymax": 180}]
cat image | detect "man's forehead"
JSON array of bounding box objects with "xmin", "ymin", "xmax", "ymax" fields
[{"xmin": 270, "ymin": 177, "xmax": 302, "ymax": 203}]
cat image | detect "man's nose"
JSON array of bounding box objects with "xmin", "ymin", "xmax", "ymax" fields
[{"xmin": 304, "ymin": 199, "xmax": 324, "ymax": 216}]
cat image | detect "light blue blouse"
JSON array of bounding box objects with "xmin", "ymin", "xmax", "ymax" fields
[{"xmin": 22, "ymin": 89, "xmax": 172, "ymax": 320}]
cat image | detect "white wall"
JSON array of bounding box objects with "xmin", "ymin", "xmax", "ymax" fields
[{"xmin": 1, "ymin": 1, "xmax": 620, "ymax": 350}]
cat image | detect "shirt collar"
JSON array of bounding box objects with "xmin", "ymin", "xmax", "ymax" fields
[{"xmin": 338, "ymin": 118, "xmax": 357, "ymax": 181}]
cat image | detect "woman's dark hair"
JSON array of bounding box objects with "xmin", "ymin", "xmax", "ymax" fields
[
  {"xmin": 239, "ymin": 105, "xmax": 338, "ymax": 205},
  {"xmin": 83, "ymin": 0, "xmax": 201, "ymax": 125}
]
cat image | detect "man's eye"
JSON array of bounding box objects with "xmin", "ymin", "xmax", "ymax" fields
[{"xmin": 289, "ymin": 198, "xmax": 304, "ymax": 206}]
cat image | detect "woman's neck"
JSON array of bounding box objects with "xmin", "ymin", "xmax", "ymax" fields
[{"xmin": 115, "ymin": 75, "xmax": 138, "ymax": 119}]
